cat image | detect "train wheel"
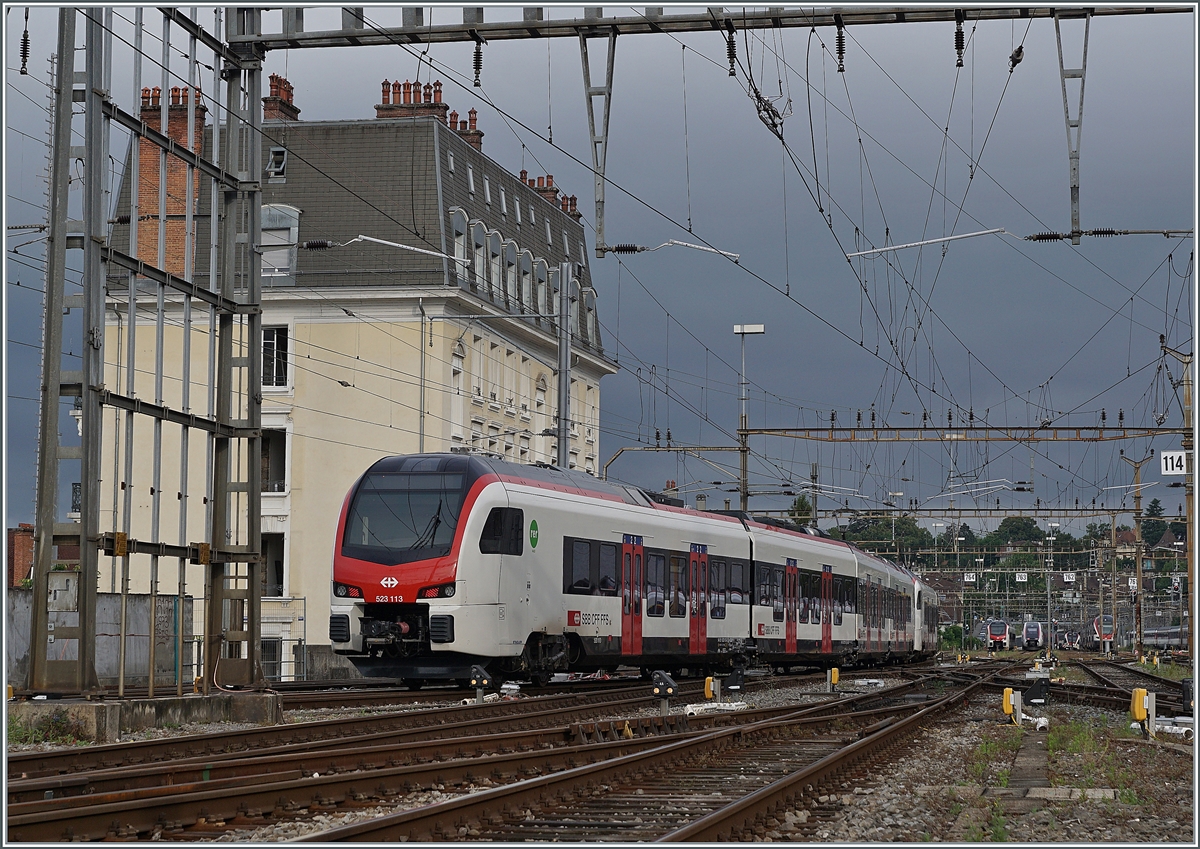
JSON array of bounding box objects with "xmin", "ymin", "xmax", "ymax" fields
[{"xmin": 529, "ymin": 670, "xmax": 551, "ymax": 687}]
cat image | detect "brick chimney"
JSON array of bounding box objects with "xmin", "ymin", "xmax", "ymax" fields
[
  {"xmin": 376, "ymin": 78, "xmax": 451, "ymax": 123},
  {"xmin": 455, "ymin": 107, "xmax": 484, "ymax": 151},
  {"xmin": 136, "ymin": 86, "xmax": 207, "ymax": 274},
  {"xmin": 7, "ymin": 523, "xmax": 33, "ymax": 587},
  {"xmin": 262, "ymin": 73, "xmax": 300, "ymax": 121},
  {"xmin": 530, "ymin": 174, "xmax": 559, "ymax": 206}
]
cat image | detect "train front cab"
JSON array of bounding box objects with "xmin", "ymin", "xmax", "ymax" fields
[{"xmin": 329, "ymin": 455, "xmax": 529, "ymax": 681}]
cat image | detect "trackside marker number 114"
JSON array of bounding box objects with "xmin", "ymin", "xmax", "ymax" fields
[{"xmin": 1161, "ymin": 450, "xmax": 1189, "ymax": 476}]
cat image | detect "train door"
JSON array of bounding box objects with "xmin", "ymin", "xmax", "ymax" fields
[
  {"xmin": 688, "ymin": 544, "xmax": 708, "ymax": 655},
  {"xmin": 785, "ymin": 559, "xmax": 798, "ymax": 654},
  {"xmin": 873, "ymin": 580, "xmax": 883, "ymax": 652},
  {"xmin": 621, "ymin": 535, "xmax": 644, "ymax": 656},
  {"xmin": 821, "ymin": 564, "xmax": 833, "ymax": 653}
]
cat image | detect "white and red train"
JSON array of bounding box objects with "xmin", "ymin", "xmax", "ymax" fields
[{"xmin": 329, "ymin": 454, "xmax": 940, "ymax": 684}]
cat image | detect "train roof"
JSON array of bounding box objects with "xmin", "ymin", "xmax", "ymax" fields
[{"xmin": 362, "ymin": 456, "xmax": 931, "ymax": 584}]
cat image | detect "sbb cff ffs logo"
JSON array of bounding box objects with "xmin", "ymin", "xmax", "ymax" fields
[
  {"xmin": 567, "ymin": 610, "xmax": 581, "ymax": 627},
  {"xmin": 380, "ymin": 576, "xmax": 398, "ymax": 588}
]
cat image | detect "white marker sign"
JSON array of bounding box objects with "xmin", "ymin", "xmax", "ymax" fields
[
  {"xmin": 1161, "ymin": 450, "xmax": 1189, "ymax": 476},
  {"xmin": 1015, "ymin": 572, "xmax": 1028, "ymax": 583},
  {"xmin": 1128, "ymin": 577, "xmax": 1138, "ymax": 590},
  {"xmin": 963, "ymin": 573, "xmax": 976, "ymax": 583},
  {"xmin": 1063, "ymin": 572, "xmax": 1075, "ymax": 583}
]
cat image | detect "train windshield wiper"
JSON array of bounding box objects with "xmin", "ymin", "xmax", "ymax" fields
[{"xmin": 407, "ymin": 499, "xmax": 443, "ymax": 550}]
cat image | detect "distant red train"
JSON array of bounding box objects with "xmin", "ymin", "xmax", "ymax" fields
[{"xmin": 328, "ymin": 454, "xmax": 941, "ymax": 685}]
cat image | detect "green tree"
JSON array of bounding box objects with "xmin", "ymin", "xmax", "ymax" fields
[
  {"xmin": 1084, "ymin": 522, "xmax": 1111, "ymax": 543},
  {"xmin": 1141, "ymin": 498, "xmax": 1167, "ymax": 549},
  {"xmin": 992, "ymin": 516, "xmax": 1044, "ymax": 544},
  {"xmin": 787, "ymin": 494, "xmax": 814, "ymax": 525}
]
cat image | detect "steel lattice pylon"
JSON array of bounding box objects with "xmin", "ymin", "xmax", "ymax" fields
[{"xmin": 30, "ymin": 7, "xmax": 264, "ymax": 695}]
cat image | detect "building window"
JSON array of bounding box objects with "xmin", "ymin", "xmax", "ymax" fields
[
  {"xmin": 263, "ymin": 326, "xmax": 289, "ymax": 388},
  {"xmin": 261, "ymin": 429, "xmax": 287, "ymax": 492},
  {"xmin": 484, "ymin": 176, "xmax": 492, "ymax": 205},
  {"xmin": 261, "ymin": 228, "xmax": 292, "ymax": 275},
  {"xmin": 471, "ymin": 221, "xmax": 487, "ymax": 293},
  {"xmin": 519, "ymin": 250, "xmax": 533, "ymax": 315},
  {"xmin": 545, "ymin": 218, "xmax": 552, "ymax": 246},
  {"xmin": 563, "ymin": 230, "xmax": 570, "ymax": 258},
  {"xmin": 533, "ymin": 259, "xmax": 548, "ymax": 315},
  {"xmin": 262, "ymin": 533, "xmax": 285, "ymax": 598},
  {"xmin": 266, "ymin": 147, "xmax": 287, "ymax": 180},
  {"xmin": 450, "ymin": 209, "xmax": 469, "ymax": 286},
  {"xmin": 260, "ymin": 205, "xmax": 301, "ymax": 284},
  {"xmin": 447, "ymin": 150, "xmax": 455, "ymax": 173},
  {"xmin": 468, "ymin": 165, "xmax": 476, "ymax": 195},
  {"xmin": 499, "ymin": 187, "xmax": 507, "ymax": 217},
  {"xmin": 451, "ymin": 343, "xmax": 465, "ymax": 440},
  {"xmin": 515, "ymin": 199, "xmax": 521, "ymax": 226},
  {"xmin": 488, "ymin": 231, "xmax": 502, "ymax": 300},
  {"xmin": 503, "ymin": 240, "xmax": 518, "ymax": 307},
  {"xmin": 529, "ymin": 205, "xmax": 536, "ymax": 226}
]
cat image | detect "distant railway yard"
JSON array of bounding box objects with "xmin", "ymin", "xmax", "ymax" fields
[{"xmin": 6, "ymin": 654, "xmax": 1192, "ymax": 843}]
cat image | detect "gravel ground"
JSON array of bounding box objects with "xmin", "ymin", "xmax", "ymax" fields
[{"xmin": 13, "ymin": 674, "xmax": 1194, "ymax": 842}]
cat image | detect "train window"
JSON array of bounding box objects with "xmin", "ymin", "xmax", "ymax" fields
[
  {"xmin": 772, "ymin": 567, "xmax": 784, "ymax": 622},
  {"xmin": 729, "ymin": 560, "xmax": 748, "ymax": 604},
  {"xmin": 756, "ymin": 563, "xmax": 772, "ymax": 607},
  {"xmin": 646, "ymin": 553, "xmax": 666, "ymax": 616},
  {"xmin": 622, "ymin": 552, "xmax": 632, "ymax": 615},
  {"xmin": 669, "ymin": 555, "xmax": 688, "ymax": 617},
  {"xmin": 709, "ymin": 559, "xmax": 726, "ymax": 619},
  {"xmin": 831, "ymin": 576, "xmax": 845, "ymax": 626},
  {"xmin": 564, "ymin": 539, "xmax": 593, "ymax": 594},
  {"xmin": 478, "ymin": 507, "xmax": 524, "ymax": 556},
  {"xmin": 799, "ymin": 571, "xmax": 818, "ymax": 624},
  {"xmin": 598, "ymin": 544, "xmax": 618, "ymax": 596}
]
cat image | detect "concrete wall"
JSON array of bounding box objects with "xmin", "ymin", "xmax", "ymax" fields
[{"xmin": 7, "ymin": 589, "xmax": 194, "ymax": 689}]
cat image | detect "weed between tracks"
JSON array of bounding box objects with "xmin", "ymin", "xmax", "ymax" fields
[
  {"xmin": 1047, "ymin": 717, "xmax": 1141, "ymax": 793},
  {"xmin": 7, "ymin": 709, "xmax": 86, "ymax": 746},
  {"xmin": 967, "ymin": 725, "xmax": 1021, "ymax": 785}
]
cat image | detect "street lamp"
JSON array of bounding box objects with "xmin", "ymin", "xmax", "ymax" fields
[{"xmin": 733, "ymin": 324, "xmax": 764, "ymax": 511}]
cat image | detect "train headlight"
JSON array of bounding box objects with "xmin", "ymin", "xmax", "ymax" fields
[
  {"xmin": 419, "ymin": 583, "xmax": 456, "ymax": 599},
  {"xmin": 333, "ymin": 582, "xmax": 363, "ymax": 599}
]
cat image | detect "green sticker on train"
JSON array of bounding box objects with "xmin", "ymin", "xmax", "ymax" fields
[{"xmin": 529, "ymin": 519, "xmax": 539, "ymax": 549}]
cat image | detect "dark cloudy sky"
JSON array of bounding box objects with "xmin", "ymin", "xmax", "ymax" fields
[{"xmin": 5, "ymin": 5, "xmax": 1196, "ymax": 537}]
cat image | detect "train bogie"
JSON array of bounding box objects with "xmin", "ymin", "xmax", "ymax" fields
[{"xmin": 330, "ymin": 454, "xmax": 940, "ymax": 683}]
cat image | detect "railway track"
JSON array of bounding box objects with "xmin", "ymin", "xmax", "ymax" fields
[
  {"xmin": 295, "ymin": 667, "xmax": 1005, "ymax": 842},
  {"xmin": 6, "ymin": 668, "xmax": 972, "ymax": 841},
  {"xmin": 1074, "ymin": 659, "xmax": 1186, "ymax": 711}
]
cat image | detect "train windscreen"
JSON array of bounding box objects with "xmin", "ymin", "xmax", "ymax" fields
[
  {"xmin": 342, "ymin": 472, "xmax": 466, "ymax": 565},
  {"xmin": 989, "ymin": 622, "xmax": 1008, "ymax": 637},
  {"xmin": 1024, "ymin": 622, "xmax": 1040, "ymax": 638}
]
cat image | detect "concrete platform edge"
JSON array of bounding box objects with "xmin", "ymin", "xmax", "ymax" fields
[{"xmin": 8, "ymin": 693, "xmax": 280, "ymax": 743}]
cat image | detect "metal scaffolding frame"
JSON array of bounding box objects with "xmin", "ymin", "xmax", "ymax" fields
[{"xmin": 30, "ymin": 7, "xmax": 264, "ymax": 696}]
